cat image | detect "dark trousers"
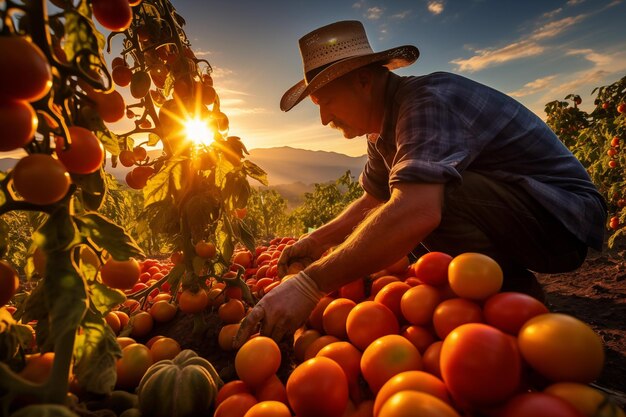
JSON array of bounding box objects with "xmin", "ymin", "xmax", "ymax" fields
[{"xmin": 415, "ymin": 171, "xmax": 588, "ymax": 275}]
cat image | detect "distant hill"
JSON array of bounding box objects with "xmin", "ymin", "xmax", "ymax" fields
[{"xmin": 1, "ymin": 146, "xmax": 366, "ymax": 186}]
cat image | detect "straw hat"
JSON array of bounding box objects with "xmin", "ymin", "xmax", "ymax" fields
[{"xmin": 280, "ymin": 20, "xmax": 419, "ymax": 112}]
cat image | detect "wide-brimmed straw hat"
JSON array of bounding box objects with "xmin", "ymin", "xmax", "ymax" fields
[{"xmin": 280, "ymin": 20, "xmax": 419, "ymax": 112}]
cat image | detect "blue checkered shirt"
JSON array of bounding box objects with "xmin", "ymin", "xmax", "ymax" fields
[{"xmin": 360, "ymin": 72, "xmax": 607, "ymax": 249}]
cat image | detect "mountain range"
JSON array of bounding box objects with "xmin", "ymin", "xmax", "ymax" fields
[{"xmin": 0, "ymin": 147, "xmax": 367, "ymax": 205}]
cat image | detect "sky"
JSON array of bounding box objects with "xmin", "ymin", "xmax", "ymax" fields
[{"xmin": 3, "ymin": 0, "xmax": 626, "ymax": 160}]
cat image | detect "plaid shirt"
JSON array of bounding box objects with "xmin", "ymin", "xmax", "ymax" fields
[{"xmin": 360, "ymin": 72, "xmax": 607, "ymax": 249}]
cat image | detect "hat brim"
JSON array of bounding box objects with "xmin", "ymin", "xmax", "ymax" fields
[{"xmin": 280, "ymin": 45, "xmax": 419, "ymax": 112}]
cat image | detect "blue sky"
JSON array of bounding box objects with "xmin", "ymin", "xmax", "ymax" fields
[{"xmin": 3, "ymin": 0, "xmax": 626, "ymax": 160}]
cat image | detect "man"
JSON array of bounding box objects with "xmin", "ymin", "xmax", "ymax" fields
[{"xmin": 234, "ymin": 20, "xmax": 606, "ymax": 347}]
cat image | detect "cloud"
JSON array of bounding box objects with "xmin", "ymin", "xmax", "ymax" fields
[
  {"xmin": 391, "ymin": 10, "xmax": 411, "ymax": 19},
  {"xmin": 566, "ymin": 0, "xmax": 585, "ymax": 5},
  {"xmin": 451, "ymin": 13, "xmax": 586, "ymax": 72},
  {"xmin": 352, "ymin": 1, "xmax": 364, "ymax": 9},
  {"xmin": 209, "ymin": 66, "xmax": 234, "ymax": 79},
  {"xmin": 508, "ymin": 75, "xmax": 558, "ymax": 97},
  {"xmin": 427, "ymin": 1, "xmax": 445, "ymax": 15},
  {"xmin": 565, "ymin": 48, "xmax": 613, "ymax": 67},
  {"xmin": 192, "ymin": 49, "xmax": 212, "ymax": 57},
  {"xmin": 541, "ymin": 8, "xmax": 562, "ymax": 19},
  {"xmin": 365, "ymin": 6, "xmax": 384, "ymax": 20},
  {"xmin": 451, "ymin": 41, "xmax": 545, "ymax": 72}
]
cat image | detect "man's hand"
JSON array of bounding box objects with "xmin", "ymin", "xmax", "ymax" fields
[
  {"xmin": 233, "ymin": 271, "xmax": 324, "ymax": 348},
  {"xmin": 277, "ymin": 236, "xmax": 326, "ymax": 278}
]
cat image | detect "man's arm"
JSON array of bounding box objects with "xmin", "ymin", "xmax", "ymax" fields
[{"xmin": 306, "ymin": 182, "xmax": 444, "ymax": 292}]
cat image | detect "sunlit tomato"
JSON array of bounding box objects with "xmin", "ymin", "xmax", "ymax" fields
[
  {"xmin": 338, "ymin": 278, "xmax": 366, "ymax": 303},
  {"xmin": 440, "ymin": 323, "xmax": 522, "ymax": 407},
  {"xmin": 499, "ymin": 392, "xmax": 586, "ymax": 417},
  {"xmin": 518, "ymin": 313, "xmax": 605, "ymax": 383},
  {"xmin": 129, "ymin": 310, "xmax": 153, "ymax": 339},
  {"xmin": 307, "ymin": 296, "xmax": 334, "ymax": 332},
  {"xmin": 253, "ymin": 374, "xmax": 288, "ymax": 404},
  {"xmin": 361, "ymin": 334, "xmax": 423, "ymax": 394},
  {"xmin": 112, "ymin": 310, "xmax": 130, "ymax": 328},
  {"xmin": 0, "ymin": 260, "xmax": 20, "ymax": 306},
  {"xmin": 373, "ymin": 371, "xmax": 451, "ymax": 417},
  {"xmin": 375, "ymin": 281, "xmax": 412, "ymax": 320},
  {"xmin": 378, "ymin": 391, "xmax": 460, "ymax": 417},
  {"xmin": 12, "ymin": 154, "xmax": 71, "ymax": 205},
  {"xmin": 178, "ymin": 288, "xmax": 209, "ymax": 314},
  {"xmin": 411, "ymin": 252, "xmax": 453, "ymax": 287},
  {"xmin": 100, "ymin": 258, "xmax": 141, "ymax": 290},
  {"xmin": 115, "ymin": 343, "xmax": 153, "ymax": 390},
  {"xmin": 322, "ymin": 297, "xmax": 356, "ymax": 339},
  {"xmin": 55, "ymin": 126, "xmax": 104, "ymax": 174},
  {"xmin": 149, "ymin": 337, "xmax": 181, "ymax": 362},
  {"xmin": 286, "ymin": 357, "xmax": 349, "ymax": 417},
  {"xmin": 432, "ymin": 297, "xmax": 483, "ymax": 339},
  {"xmin": 371, "ymin": 275, "xmax": 401, "ymax": 297},
  {"xmin": 195, "ymin": 240, "xmax": 217, "ymax": 258},
  {"xmin": 346, "ymin": 301, "xmax": 400, "ymax": 350},
  {"xmin": 316, "ymin": 341, "xmax": 362, "ymax": 388},
  {"xmin": 400, "ymin": 284, "xmax": 440, "ymax": 326},
  {"xmin": 214, "ymin": 393, "xmax": 257, "ymax": 417},
  {"xmin": 118, "ymin": 149, "xmax": 136, "ymax": 167},
  {"xmin": 243, "ymin": 401, "xmax": 290, "ymax": 417},
  {"xmin": 0, "ymin": 100, "xmax": 37, "ymax": 152},
  {"xmin": 0, "ymin": 36, "xmax": 52, "ymax": 102},
  {"xmin": 149, "ymin": 300, "xmax": 177, "ymax": 322},
  {"xmin": 543, "ymin": 382, "xmax": 626, "ymax": 417},
  {"xmin": 483, "ymin": 292, "xmax": 549, "ymax": 335},
  {"xmin": 112, "ymin": 64, "xmax": 132, "ymax": 87},
  {"xmin": 104, "ymin": 311, "xmax": 121, "ymax": 334},
  {"xmin": 232, "ymin": 250, "xmax": 253, "ymax": 268},
  {"xmin": 235, "ymin": 336, "xmax": 281, "ymax": 388},
  {"xmin": 401, "ymin": 325, "xmax": 436, "ymax": 354},
  {"xmin": 218, "ymin": 298, "xmax": 246, "ymax": 324},
  {"xmin": 91, "ymin": 0, "xmax": 132, "ymax": 31},
  {"xmin": 216, "ymin": 380, "xmax": 251, "ymax": 407},
  {"xmin": 116, "ymin": 336, "xmax": 136, "ymax": 349},
  {"xmin": 447, "ymin": 252, "xmax": 503, "ymax": 300}
]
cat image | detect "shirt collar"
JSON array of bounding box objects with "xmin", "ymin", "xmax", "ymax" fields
[{"xmin": 368, "ymin": 72, "xmax": 403, "ymax": 144}]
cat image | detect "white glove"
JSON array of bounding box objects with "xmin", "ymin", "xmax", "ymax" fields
[
  {"xmin": 277, "ymin": 236, "xmax": 325, "ymax": 278},
  {"xmin": 233, "ymin": 271, "xmax": 324, "ymax": 348}
]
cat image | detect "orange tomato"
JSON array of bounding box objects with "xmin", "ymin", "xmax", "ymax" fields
[
  {"xmin": 361, "ymin": 334, "xmax": 423, "ymax": 394},
  {"xmin": 378, "ymin": 391, "xmax": 460, "ymax": 417},
  {"xmin": 374, "ymin": 281, "xmax": 412, "ymax": 321},
  {"xmin": 293, "ymin": 328, "xmax": 322, "ymax": 362},
  {"xmin": 195, "ymin": 240, "xmax": 217, "ymax": 258},
  {"xmin": 543, "ymin": 382, "xmax": 626, "ymax": 417},
  {"xmin": 401, "ymin": 325, "xmax": 437, "ymax": 354},
  {"xmin": 100, "ymin": 258, "xmax": 141, "ymax": 290},
  {"xmin": 304, "ymin": 334, "xmax": 341, "ymax": 361},
  {"xmin": 322, "ymin": 298, "xmax": 356, "ymax": 339},
  {"xmin": 243, "ymin": 401, "xmax": 291, "ymax": 417},
  {"xmin": 518, "ymin": 313, "xmax": 604, "ymax": 383},
  {"xmin": 307, "ymin": 296, "xmax": 334, "ymax": 332},
  {"xmin": 286, "ymin": 357, "xmax": 349, "ymax": 417},
  {"xmin": 400, "ymin": 284, "xmax": 440, "ymax": 326},
  {"xmin": 0, "ymin": 100, "xmax": 37, "ymax": 152},
  {"xmin": 432, "ymin": 298, "xmax": 483, "ymax": 339},
  {"xmin": 373, "ymin": 371, "xmax": 452, "ymax": 417},
  {"xmin": 149, "ymin": 300, "xmax": 177, "ymax": 323},
  {"xmin": 54, "ymin": 126, "xmax": 104, "ymax": 174},
  {"xmin": 218, "ymin": 298, "xmax": 246, "ymax": 324},
  {"xmin": 216, "ymin": 380, "xmax": 251, "ymax": 407},
  {"xmin": 253, "ymin": 374, "xmax": 288, "ymax": 404},
  {"xmin": 104, "ymin": 311, "xmax": 121, "ymax": 334},
  {"xmin": 116, "ymin": 336, "xmax": 136, "ymax": 349},
  {"xmin": 370, "ymin": 275, "xmax": 400, "ymax": 297},
  {"xmin": 115, "ymin": 343, "xmax": 152, "ymax": 390},
  {"xmin": 422, "ymin": 341, "xmax": 443, "ymax": 378},
  {"xmin": 483, "ymin": 292, "xmax": 549, "ymax": 335},
  {"xmin": 316, "ymin": 341, "xmax": 362, "ymax": 387},
  {"xmin": 19, "ymin": 352, "xmax": 55, "ymax": 384},
  {"xmin": 11, "ymin": 154, "xmax": 70, "ymax": 206},
  {"xmin": 447, "ymin": 253, "xmax": 503, "ymax": 300},
  {"xmin": 129, "ymin": 311, "xmax": 153, "ymax": 339},
  {"xmin": 214, "ymin": 392, "xmax": 257, "ymax": 417},
  {"xmin": 178, "ymin": 288, "xmax": 209, "ymax": 314},
  {"xmin": 235, "ymin": 336, "xmax": 281, "ymax": 388},
  {"xmin": 218, "ymin": 323, "xmax": 240, "ymax": 351},
  {"xmin": 149, "ymin": 337, "xmax": 181, "ymax": 362},
  {"xmin": 346, "ymin": 301, "xmax": 399, "ymax": 350}
]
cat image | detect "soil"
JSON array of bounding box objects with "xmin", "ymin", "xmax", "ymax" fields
[{"xmin": 151, "ymin": 247, "xmax": 626, "ymax": 407}]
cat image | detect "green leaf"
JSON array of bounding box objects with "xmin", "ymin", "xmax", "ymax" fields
[
  {"xmin": 148, "ymin": 133, "xmax": 161, "ymax": 147},
  {"xmin": 63, "ymin": 9, "xmax": 101, "ymax": 63},
  {"xmin": 165, "ymin": 263, "xmax": 185, "ymax": 290},
  {"xmin": 143, "ymin": 157, "xmax": 185, "ymax": 206},
  {"xmin": 74, "ymin": 169, "xmax": 106, "ymax": 211},
  {"xmin": 243, "ymin": 160, "xmax": 268, "ymax": 186},
  {"xmin": 74, "ymin": 308, "xmax": 120, "ymax": 395},
  {"xmin": 89, "ymin": 281, "xmax": 126, "ymax": 314},
  {"xmin": 33, "ymin": 208, "xmax": 81, "ymax": 253},
  {"xmin": 192, "ymin": 256, "xmax": 206, "ymax": 276},
  {"xmin": 217, "ymin": 220, "xmax": 234, "ymax": 265},
  {"xmin": 97, "ymin": 130, "xmax": 121, "ymax": 156},
  {"xmin": 76, "ymin": 213, "xmax": 144, "ymax": 261}
]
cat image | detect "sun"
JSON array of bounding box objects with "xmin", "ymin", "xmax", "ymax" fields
[{"xmin": 184, "ymin": 117, "xmax": 213, "ymax": 146}]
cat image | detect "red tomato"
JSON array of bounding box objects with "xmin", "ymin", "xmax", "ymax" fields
[
  {"xmin": 499, "ymin": 392, "xmax": 586, "ymax": 417},
  {"xmin": 286, "ymin": 357, "xmax": 349, "ymax": 417},
  {"xmin": 0, "ymin": 100, "xmax": 37, "ymax": 152},
  {"xmin": 91, "ymin": 0, "xmax": 132, "ymax": 32},
  {"xmin": 483, "ymin": 292, "xmax": 549, "ymax": 335},
  {"xmin": 410, "ymin": 252, "xmax": 453, "ymax": 287},
  {"xmin": 518, "ymin": 313, "xmax": 604, "ymax": 383},
  {"xmin": 55, "ymin": 126, "xmax": 104, "ymax": 174},
  {"xmin": 440, "ymin": 323, "xmax": 522, "ymax": 408},
  {"xmin": 432, "ymin": 298, "xmax": 483, "ymax": 339}
]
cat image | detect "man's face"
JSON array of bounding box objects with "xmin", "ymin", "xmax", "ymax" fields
[{"xmin": 310, "ymin": 73, "xmax": 371, "ymax": 139}]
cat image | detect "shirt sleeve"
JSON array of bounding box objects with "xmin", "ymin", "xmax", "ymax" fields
[
  {"xmin": 359, "ymin": 141, "xmax": 391, "ymax": 201},
  {"xmin": 389, "ymin": 92, "xmax": 468, "ymax": 187}
]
